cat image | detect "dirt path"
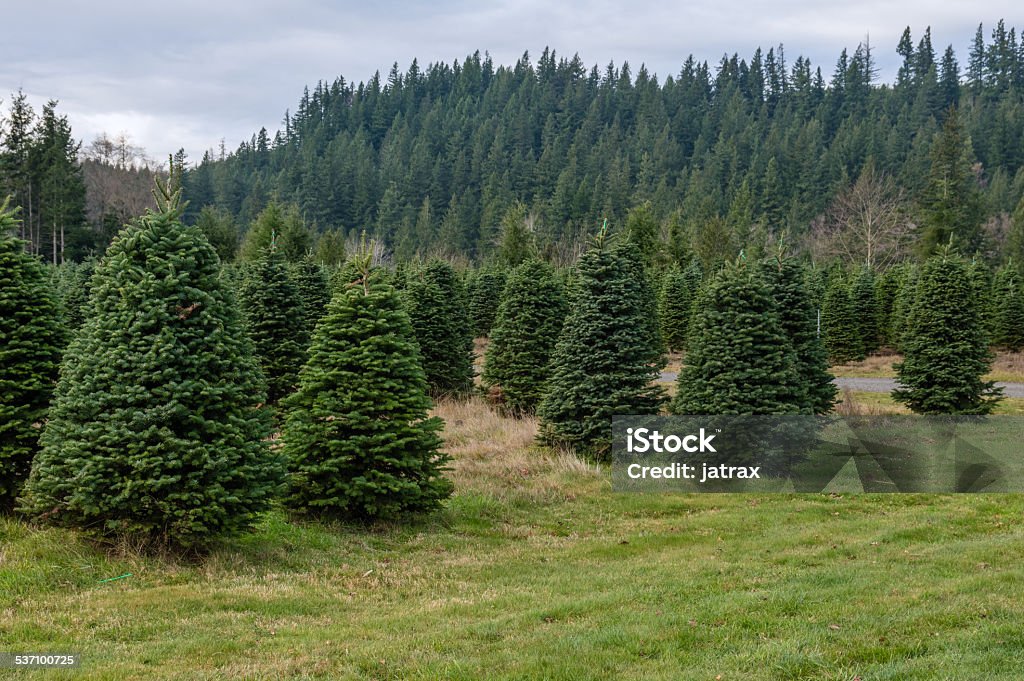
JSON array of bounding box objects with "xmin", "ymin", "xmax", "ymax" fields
[{"xmin": 657, "ymin": 373, "xmax": 1024, "ymax": 398}]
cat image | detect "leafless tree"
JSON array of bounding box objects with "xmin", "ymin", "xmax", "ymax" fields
[{"xmin": 807, "ymin": 164, "xmax": 914, "ymax": 269}]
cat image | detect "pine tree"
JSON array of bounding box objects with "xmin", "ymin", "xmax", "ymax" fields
[
  {"xmin": 404, "ymin": 260, "xmax": 474, "ymax": 396},
  {"xmin": 991, "ymin": 265, "xmax": 1024, "ymax": 351},
  {"xmin": 851, "ymin": 266, "xmax": 880, "ymax": 355},
  {"xmin": 893, "ymin": 248, "xmax": 1001, "ymax": 414},
  {"xmin": 919, "ymin": 107, "xmax": 982, "ymax": 255},
  {"xmin": 875, "ymin": 265, "xmax": 903, "ymax": 348},
  {"xmin": 238, "ymin": 247, "xmax": 306, "ymax": 404},
  {"xmin": 283, "ymin": 250, "xmax": 451, "ymax": 520},
  {"xmin": 822, "ymin": 274, "xmax": 865, "ymax": 363},
  {"xmin": 0, "ymin": 202, "xmax": 65, "ymax": 510},
  {"xmin": 890, "ymin": 264, "xmax": 919, "ymax": 352},
  {"xmin": 537, "ymin": 235, "xmax": 665, "ymax": 458},
  {"xmin": 21, "ymin": 179, "xmax": 282, "ymax": 547},
  {"xmin": 467, "ymin": 266, "xmax": 507, "ymax": 338},
  {"xmin": 658, "ymin": 264, "xmax": 693, "ymax": 352},
  {"xmin": 482, "ymin": 259, "xmax": 566, "ymax": 415},
  {"xmin": 673, "ymin": 260, "xmax": 805, "ymax": 415},
  {"xmin": 240, "ymin": 201, "xmax": 313, "ymax": 262},
  {"xmin": 761, "ymin": 255, "xmax": 836, "ymax": 414},
  {"xmin": 497, "ymin": 201, "xmax": 536, "ymax": 267},
  {"xmin": 289, "ymin": 257, "xmax": 331, "ymax": 347}
]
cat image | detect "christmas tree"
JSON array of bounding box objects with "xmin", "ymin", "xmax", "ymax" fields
[
  {"xmin": 990, "ymin": 264, "xmax": 1024, "ymax": 351},
  {"xmin": 0, "ymin": 201, "xmax": 65, "ymax": 511},
  {"xmin": 822, "ymin": 273, "xmax": 865, "ymax": 363},
  {"xmin": 238, "ymin": 246, "xmax": 306, "ymax": 404},
  {"xmin": 404, "ymin": 260, "xmax": 474, "ymax": 396},
  {"xmin": 283, "ymin": 247, "xmax": 452, "ymax": 520},
  {"xmin": 537, "ymin": 232, "xmax": 665, "ymax": 458},
  {"xmin": 482, "ymin": 259, "xmax": 566, "ymax": 415},
  {"xmin": 674, "ymin": 260, "xmax": 805, "ymax": 415},
  {"xmin": 22, "ymin": 177, "xmax": 282, "ymax": 547},
  {"xmin": 893, "ymin": 247, "xmax": 1001, "ymax": 414}
]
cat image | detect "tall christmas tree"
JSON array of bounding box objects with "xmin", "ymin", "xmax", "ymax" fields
[
  {"xmin": 658, "ymin": 264, "xmax": 693, "ymax": 352},
  {"xmin": 990, "ymin": 264, "xmax": 1024, "ymax": 351},
  {"xmin": 537, "ymin": 232, "xmax": 665, "ymax": 458},
  {"xmin": 761, "ymin": 255, "xmax": 837, "ymax": 414},
  {"xmin": 482, "ymin": 259, "xmax": 566, "ymax": 415},
  {"xmin": 822, "ymin": 273, "xmax": 865, "ymax": 363},
  {"xmin": 467, "ymin": 266, "xmax": 507, "ymax": 338},
  {"xmin": 674, "ymin": 260, "xmax": 805, "ymax": 415},
  {"xmin": 21, "ymin": 177, "xmax": 282, "ymax": 547},
  {"xmin": 238, "ymin": 246, "xmax": 306, "ymax": 404},
  {"xmin": 289, "ymin": 256, "xmax": 331, "ymax": 348},
  {"xmin": 0, "ymin": 201, "xmax": 65, "ymax": 511},
  {"xmin": 404, "ymin": 260, "xmax": 474, "ymax": 396},
  {"xmin": 851, "ymin": 266, "xmax": 880, "ymax": 356},
  {"xmin": 283, "ymin": 247, "xmax": 452, "ymax": 520},
  {"xmin": 893, "ymin": 247, "xmax": 1001, "ymax": 414}
]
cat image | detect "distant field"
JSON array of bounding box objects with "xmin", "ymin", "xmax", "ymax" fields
[{"xmin": 3, "ymin": 398, "xmax": 1023, "ymax": 679}]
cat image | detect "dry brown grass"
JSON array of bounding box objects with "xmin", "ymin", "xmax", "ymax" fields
[
  {"xmin": 987, "ymin": 351, "xmax": 1024, "ymax": 382},
  {"xmin": 431, "ymin": 396, "xmax": 600, "ymax": 504},
  {"xmin": 833, "ymin": 387, "xmax": 909, "ymax": 415},
  {"xmin": 829, "ymin": 352, "xmax": 899, "ymax": 378}
]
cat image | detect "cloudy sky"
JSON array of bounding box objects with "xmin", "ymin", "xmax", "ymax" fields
[{"xmin": 2, "ymin": 1, "xmax": 1017, "ymax": 163}]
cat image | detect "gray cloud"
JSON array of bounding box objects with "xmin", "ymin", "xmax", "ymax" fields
[{"xmin": 2, "ymin": 1, "xmax": 1018, "ymax": 162}]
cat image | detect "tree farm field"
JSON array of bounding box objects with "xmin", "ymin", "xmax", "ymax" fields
[{"xmin": 2, "ymin": 396, "xmax": 1023, "ymax": 680}]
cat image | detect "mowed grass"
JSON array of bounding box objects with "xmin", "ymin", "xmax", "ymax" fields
[{"xmin": 3, "ymin": 398, "xmax": 1024, "ymax": 679}]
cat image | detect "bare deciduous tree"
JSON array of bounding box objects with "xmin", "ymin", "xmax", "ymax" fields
[{"xmin": 808, "ymin": 164, "xmax": 914, "ymax": 269}]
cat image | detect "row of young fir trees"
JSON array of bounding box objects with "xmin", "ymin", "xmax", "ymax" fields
[
  {"xmin": 3, "ymin": 179, "xmax": 1006, "ymax": 547},
  {"xmin": 1, "ymin": 178, "xmax": 452, "ymax": 548}
]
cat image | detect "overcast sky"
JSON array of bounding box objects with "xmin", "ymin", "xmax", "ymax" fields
[{"xmin": 2, "ymin": 1, "xmax": 1018, "ymax": 163}]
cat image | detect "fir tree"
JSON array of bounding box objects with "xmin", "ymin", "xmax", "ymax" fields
[
  {"xmin": 404, "ymin": 260, "xmax": 474, "ymax": 396},
  {"xmin": 890, "ymin": 264, "xmax": 919, "ymax": 352},
  {"xmin": 283, "ymin": 248, "xmax": 451, "ymax": 520},
  {"xmin": 761, "ymin": 255, "xmax": 837, "ymax": 414},
  {"xmin": 0, "ymin": 201, "xmax": 65, "ymax": 511},
  {"xmin": 537, "ymin": 234, "xmax": 665, "ymax": 458},
  {"xmin": 991, "ymin": 264, "xmax": 1024, "ymax": 351},
  {"xmin": 919, "ymin": 107, "xmax": 982, "ymax": 255},
  {"xmin": 851, "ymin": 266, "xmax": 880, "ymax": 355},
  {"xmin": 674, "ymin": 260, "xmax": 805, "ymax": 415},
  {"xmin": 239, "ymin": 247, "xmax": 306, "ymax": 404},
  {"xmin": 21, "ymin": 178, "xmax": 282, "ymax": 547},
  {"xmin": 467, "ymin": 266, "xmax": 507, "ymax": 338},
  {"xmin": 482, "ymin": 259, "xmax": 566, "ymax": 415},
  {"xmin": 289, "ymin": 257, "xmax": 331, "ymax": 347},
  {"xmin": 822, "ymin": 274, "xmax": 865, "ymax": 363},
  {"xmin": 893, "ymin": 248, "xmax": 1001, "ymax": 414},
  {"xmin": 658, "ymin": 264, "xmax": 693, "ymax": 352}
]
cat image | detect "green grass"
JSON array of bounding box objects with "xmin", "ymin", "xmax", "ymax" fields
[{"xmin": 3, "ymin": 399, "xmax": 1024, "ymax": 679}]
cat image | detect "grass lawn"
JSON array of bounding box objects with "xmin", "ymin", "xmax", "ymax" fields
[{"xmin": 3, "ymin": 398, "xmax": 1024, "ymax": 679}]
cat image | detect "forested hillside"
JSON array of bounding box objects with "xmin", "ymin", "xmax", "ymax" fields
[{"xmin": 178, "ymin": 22, "xmax": 1024, "ymax": 263}]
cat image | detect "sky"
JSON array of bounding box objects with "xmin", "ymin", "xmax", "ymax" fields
[{"xmin": 2, "ymin": 1, "xmax": 1019, "ymax": 164}]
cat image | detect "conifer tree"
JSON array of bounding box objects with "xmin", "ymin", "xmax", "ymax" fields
[
  {"xmin": 283, "ymin": 247, "xmax": 451, "ymax": 520},
  {"xmin": 919, "ymin": 107, "xmax": 982, "ymax": 255},
  {"xmin": 0, "ymin": 201, "xmax": 65, "ymax": 511},
  {"xmin": 890, "ymin": 264, "xmax": 919, "ymax": 352},
  {"xmin": 467, "ymin": 267, "xmax": 507, "ymax": 337},
  {"xmin": 875, "ymin": 265, "xmax": 903, "ymax": 348},
  {"xmin": 851, "ymin": 266, "xmax": 880, "ymax": 355},
  {"xmin": 991, "ymin": 264, "xmax": 1024, "ymax": 351},
  {"xmin": 239, "ymin": 247, "xmax": 306, "ymax": 404},
  {"xmin": 967, "ymin": 259, "xmax": 995, "ymax": 340},
  {"xmin": 674, "ymin": 260, "xmax": 805, "ymax": 415},
  {"xmin": 483, "ymin": 259, "xmax": 566, "ymax": 415},
  {"xmin": 822, "ymin": 274, "xmax": 865, "ymax": 363},
  {"xmin": 658, "ymin": 264, "xmax": 693, "ymax": 352},
  {"xmin": 893, "ymin": 247, "xmax": 1001, "ymax": 414},
  {"xmin": 404, "ymin": 260, "xmax": 474, "ymax": 396},
  {"xmin": 761, "ymin": 255, "xmax": 837, "ymax": 414},
  {"xmin": 289, "ymin": 257, "xmax": 331, "ymax": 347},
  {"xmin": 21, "ymin": 178, "xmax": 282, "ymax": 546},
  {"xmin": 537, "ymin": 234, "xmax": 665, "ymax": 458}
]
